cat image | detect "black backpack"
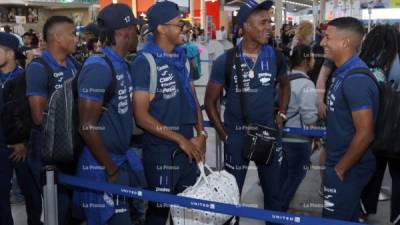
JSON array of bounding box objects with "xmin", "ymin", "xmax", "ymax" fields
[
  {"xmin": 1, "ymin": 71, "xmax": 32, "ymax": 145},
  {"xmin": 345, "ymin": 68, "xmax": 400, "ymax": 159},
  {"xmin": 32, "ymin": 54, "xmax": 117, "ymax": 163}
]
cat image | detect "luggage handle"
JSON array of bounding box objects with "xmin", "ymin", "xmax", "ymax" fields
[{"xmin": 191, "ymin": 162, "xmax": 213, "ymax": 189}]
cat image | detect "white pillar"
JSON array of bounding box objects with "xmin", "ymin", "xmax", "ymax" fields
[
  {"xmin": 275, "ymin": 0, "xmax": 283, "ymax": 40},
  {"xmin": 190, "ymin": 0, "xmax": 195, "ymax": 22},
  {"xmin": 313, "ymin": 0, "xmax": 318, "ymax": 41},
  {"xmin": 283, "ymin": 2, "xmax": 287, "ymax": 24},
  {"xmin": 349, "ymin": 0, "xmax": 353, "ymax": 17},
  {"xmin": 201, "ymin": 0, "xmax": 206, "ymax": 29},
  {"xmin": 132, "ymin": 0, "xmax": 137, "ymax": 17},
  {"xmin": 319, "ymin": 0, "xmax": 326, "ymax": 23}
]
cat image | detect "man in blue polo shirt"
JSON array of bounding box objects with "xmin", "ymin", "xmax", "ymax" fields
[
  {"xmin": 0, "ymin": 32, "xmax": 42, "ymax": 225},
  {"xmin": 205, "ymin": 1, "xmax": 290, "ymax": 224},
  {"xmin": 26, "ymin": 16, "xmax": 79, "ymax": 225},
  {"xmin": 131, "ymin": 1, "xmax": 206, "ymax": 224},
  {"xmin": 75, "ymin": 3, "xmax": 146, "ymax": 225},
  {"xmin": 320, "ymin": 17, "xmax": 379, "ymax": 221}
]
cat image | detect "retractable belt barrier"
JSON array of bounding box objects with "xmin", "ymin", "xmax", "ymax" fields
[
  {"xmin": 53, "ymin": 122, "xmax": 328, "ymax": 225},
  {"xmin": 58, "ymin": 173, "xmax": 362, "ymax": 225},
  {"xmin": 203, "ymin": 120, "xmax": 327, "ymax": 138}
]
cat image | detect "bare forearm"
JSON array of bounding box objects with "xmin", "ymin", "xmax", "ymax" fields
[
  {"xmin": 28, "ymin": 97, "xmax": 47, "ymax": 126},
  {"xmin": 137, "ymin": 114, "xmax": 185, "ymax": 144},
  {"xmin": 316, "ymin": 67, "xmax": 331, "ymax": 103},
  {"xmin": 194, "ymin": 105, "xmax": 205, "ymax": 133},
  {"xmin": 279, "ymin": 81, "xmax": 290, "ymax": 112},
  {"xmin": 205, "ymin": 103, "xmax": 226, "ymax": 140},
  {"xmin": 192, "ymin": 85, "xmax": 205, "ymax": 133},
  {"xmin": 336, "ymin": 131, "xmax": 374, "ymax": 172},
  {"xmin": 204, "ymin": 82, "xmax": 226, "ymax": 140}
]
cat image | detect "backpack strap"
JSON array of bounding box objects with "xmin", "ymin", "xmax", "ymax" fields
[
  {"xmin": 31, "ymin": 57, "xmax": 54, "ymax": 95},
  {"xmin": 78, "ymin": 53, "xmax": 117, "ymax": 107},
  {"xmin": 142, "ymin": 52, "xmax": 192, "ymax": 94},
  {"xmin": 345, "ymin": 68, "xmax": 379, "ymax": 87},
  {"xmin": 274, "ymin": 49, "xmax": 282, "ymax": 74},
  {"xmin": 224, "ymin": 48, "xmax": 235, "ymax": 90},
  {"xmin": 342, "ymin": 67, "xmax": 380, "ymax": 109},
  {"xmin": 99, "ymin": 54, "xmax": 117, "ymax": 106},
  {"xmin": 142, "ymin": 52, "xmax": 158, "ymax": 94},
  {"xmin": 67, "ymin": 55, "xmax": 81, "ymax": 72},
  {"xmin": 289, "ymin": 73, "xmax": 310, "ymax": 82}
]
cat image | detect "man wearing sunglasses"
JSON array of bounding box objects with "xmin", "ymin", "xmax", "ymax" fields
[{"xmin": 131, "ymin": 1, "xmax": 206, "ymax": 224}]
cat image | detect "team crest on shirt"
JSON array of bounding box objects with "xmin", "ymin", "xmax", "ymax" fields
[{"xmin": 258, "ymin": 72, "xmax": 272, "ymax": 86}]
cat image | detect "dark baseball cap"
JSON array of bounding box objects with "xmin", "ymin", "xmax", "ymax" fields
[
  {"xmin": 0, "ymin": 32, "xmax": 26, "ymax": 59},
  {"xmin": 97, "ymin": 3, "xmax": 145, "ymax": 31},
  {"xmin": 236, "ymin": 0, "xmax": 273, "ymax": 27},
  {"xmin": 147, "ymin": 1, "xmax": 181, "ymax": 33},
  {"xmin": 83, "ymin": 23, "xmax": 100, "ymax": 36}
]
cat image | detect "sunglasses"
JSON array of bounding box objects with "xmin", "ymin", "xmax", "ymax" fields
[{"xmin": 162, "ymin": 22, "xmax": 186, "ymax": 31}]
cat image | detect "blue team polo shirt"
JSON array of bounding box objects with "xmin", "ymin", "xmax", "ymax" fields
[
  {"xmin": 0, "ymin": 66, "xmax": 25, "ymax": 149},
  {"xmin": 209, "ymin": 44, "xmax": 288, "ymax": 130},
  {"xmin": 326, "ymin": 56, "xmax": 379, "ymax": 168},
  {"xmin": 78, "ymin": 47, "xmax": 134, "ymax": 155},
  {"xmin": 131, "ymin": 52, "xmax": 197, "ymax": 149},
  {"xmin": 26, "ymin": 50, "xmax": 78, "ymax": 97}
]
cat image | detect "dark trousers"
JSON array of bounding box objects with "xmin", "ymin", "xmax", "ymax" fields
[
  {"xmin": 0, "ymin": 148, "xmax": 42, "ymax": 225},
  {"xmin": 224, "ymin": 129, "xmax": 284, "ymax": 225},
  {"xmin": 143, "ymin": 146, "xmax": 197, "ymax": 225},
  {"xmin": 322, "ymin": 165, "xmax": 375, "ymax": 222},
  {"xmin": 360, "ymin": 156, "xmax": 400, "ymax": 224},
  {"xmin": 280, "ymin": 141, "xmax": 311, "ymax": 211},
  {"xmin": 28, "ymin": 127, "xmax": 81, "ymax": 225}
]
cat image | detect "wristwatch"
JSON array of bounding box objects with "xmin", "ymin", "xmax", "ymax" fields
[{"xmin": 198, "ymin": 130, "xmax": 208, "ymax": 138}]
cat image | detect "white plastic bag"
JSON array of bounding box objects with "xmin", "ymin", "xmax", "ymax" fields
[{"xmin": 170, "ymin": 162, "xmax": 240, "ymax": 225}]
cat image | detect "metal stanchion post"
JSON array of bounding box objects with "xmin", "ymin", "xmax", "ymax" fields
[
  {"xmin": 43, "ymin": 166, "xmax": 59, "ymax": 225},
  {"xmin": 368, "ymin": 5, "xmax": 372, "ymax": 32},
  {"xmin": 215, "ymin": 129, "xmax": 222, "ymax": 171},
  {"xmin": 215, "ymin": 98, "xmax": 223, "ymax": 171}
]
